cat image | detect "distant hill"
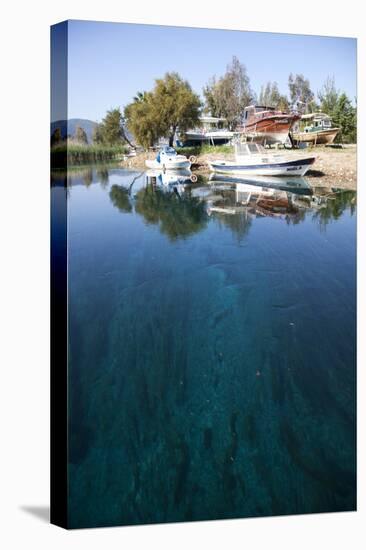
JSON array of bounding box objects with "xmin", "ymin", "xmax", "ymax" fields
[
  {"xmin": 51, "ymin": 118, "xmax": 135, "ymax": 146},
  {"xmin": 51, "ymin": 118, "xmax": 98, "ymax": 143}
]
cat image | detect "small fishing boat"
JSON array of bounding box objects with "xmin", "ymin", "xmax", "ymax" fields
[
  {"xmin": 239, "ymin": 105, "xmax": 300, "ymax": 145},
  {"xmin": 145, "ymin": 147, "xmax": 191, "ymax": 170},
  {"xmin": 292, "ymin": 113, "xmax": 340, "ymax": 145},
  {"xmin": 208, "ymin": 142, "xmax": 315, "ymax": 177}
]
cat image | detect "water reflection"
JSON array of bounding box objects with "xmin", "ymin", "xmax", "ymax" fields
[
  {"xmin": 51, "ymin": 165, "xmax": 357, "ymax": 239},
  {"xmin": 134, "ymin": 184, "xmax": 208, "ymax": 240},
  {"xmin": 311, "ymin": 189, "xmax": 357, "ymax": 228},
  {"xmin": 96, "ymin": 167, "xmax": 109, "ymax": 188},
  {"xmin": 51, "ymin": 163, "xmax": 125, "ymax": 189},
  {"xmin": 209, "ymin": 173, "xmax": 313, "ymax": 196},
  {"xmin": 109, "ymin": 185, "xmax": 133, "ymax": 213},
  {"xmin": 145, "ymin": 168, "xmax": 197, "ymax": 188}
]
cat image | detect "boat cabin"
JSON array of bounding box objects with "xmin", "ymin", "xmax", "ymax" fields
[
  {"xmin": 234, "ymin": 142, "xmax": 267, "ymax": 156},
  {"xmin": 198, "ymin": 116, "xmax": 228, "ymax": 131},
  {"xmin": 243, "ymin": 105, "xmax": 276, "ymax": 123},
  {"xmin": 155, "ymin": 146, "xmax": 177, "ymax": 162},
  {"xmin": 299, "ymin": 113, "xmax": 334, "ymax": 133}
]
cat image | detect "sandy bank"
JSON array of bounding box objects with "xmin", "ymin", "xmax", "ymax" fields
[{"xmin": 121, "ymin": 145, "xmax": 357, "ymax": 190}]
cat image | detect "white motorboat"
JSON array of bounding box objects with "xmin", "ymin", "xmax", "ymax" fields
[
  {"xmin": 145, "ymin": 147, "xmax": 191, "ymax": 171},
  {"xmin": 179, "ymin": 116, "xmax": 235, "ymax": 146},
  {"xmin": 208, "ymin": 142, "xmax": 316, "ymax": 177}
]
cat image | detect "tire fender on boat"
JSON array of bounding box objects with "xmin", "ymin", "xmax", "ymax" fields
[{"xmin": 189, "ymin": 155, "xmax": 197, "ymax": 164}]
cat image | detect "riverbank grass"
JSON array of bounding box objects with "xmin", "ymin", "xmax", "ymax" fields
[{"xmin": 51, "ymin": 142, "xmax": 129, "ymax": 166}]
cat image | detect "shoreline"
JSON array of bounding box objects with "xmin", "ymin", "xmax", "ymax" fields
[{"xmin": 121, "ymin": 145, "xmax": 357, "ymax": 190}]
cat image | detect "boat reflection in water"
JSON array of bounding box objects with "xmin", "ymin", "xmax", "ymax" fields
[
  {"xmin": 145, "ymin": 169, "xmax": 198, "ymax": 197},
  {"xmin": 52, "ymin": 165, "xmax": 355, "ymax": 234},
  {"xmin": 209, "ymin": 173, "xmax": 313, "ymax": 195},
  {"xmin": 204, "ymin": 173, "xmax": 313, "ymax": 220}
]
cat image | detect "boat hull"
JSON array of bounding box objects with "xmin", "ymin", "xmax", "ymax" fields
[
  {"xmin": 292, "ymin": 128, "xmax": 339, "ymax": 145},
  {"xmin": 145, "ymin": 159, "xmax": 191, "ymax": 170},
  {"xmin": 180, "ymin": 132, "xmax": 234, "ymax": 147},
  {"xmin": 208, "ymin": 156, "xmax": 315, "ymax": 177},
  {"xmin": 241, "ymin": 115, "xmax": 298, "ymax": 145}
]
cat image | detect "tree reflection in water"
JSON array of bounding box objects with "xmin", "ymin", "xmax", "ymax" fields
[
  {"xmin": 96, "ymin": 168, "xmax": 109, "ymax": 189},
  {"xmin": 213, "ymin": 211, "xmax": 252, "ymax": 242},
  {"xmin": 109, "ymin": 185, "xmax": 133, "ymax": 213},
  {"xmin": 134, "ymin": 185, "xmax": 208, "ymax": 240},
  {"xmin": 82, "ymin": 169, "xmax": 93, "ymax": 188},
  {"xmin": 52, "ymin": 165, "xmax": 356, "ymax": 242},
  {"xmin": 311, "ymin": 189, "xmax": 356, "ymax": 229}
]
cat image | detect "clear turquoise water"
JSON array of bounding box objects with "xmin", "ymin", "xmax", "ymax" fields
[{"xmin": 57, "ymin": 167, "xmax": 356, "ymax": 528}]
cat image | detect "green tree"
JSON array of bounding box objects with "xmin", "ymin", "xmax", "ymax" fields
[
  {"xmin": 259, "ymin": 81, "xmax": 289, "ymax": 111},
  {"xmin": 288, "ymin": 73, "xmax": 315, "ymax": 113},
  {"xmin": 154, "ymin": 73, "xmax": 202, "ymax": 146},
  {"xmin": 125, "ymin": 73, "xmax": 201, "ymax": 148},
  {"xmin": 99, "ymin": 108, "xmax": 124, "ymax": 145},
  {"xmin": 332, "ymin": 93, "xmax": 357, "ymax": 143},
  {"xmin": 202, "ymin": 77, "xmax": 217, "ymax": 117},
  {"xmin": 92, "ymin": 124, "xmax": 104, "ymax": 144},
  {"xmin": 51, "ymin": 127, "xmax": 62, "ymax": 147},
  {"xmin": 124, "ymin": 91, "xmax": 160, "ymax": 149},
  {"xmin": 74, "ymin": 126, "xmax": 88, "ymax": 144},
  {"xmin": 203, "ymin": 57, "xmax": 254, "ymax": 129},
  {"xmin": 318, "ymin": 76, "xmax": 339, "ymax": 115},
  {"xmin": 133, "ymin": 91, "xmax": 149, "ymax": 103},
  {"xmin": 277, "ymin": 95, "xmax": 290, "ymax": 112},
  {"xmin": 92, "ymin": 108, "xmax": 134, "ymax": 147}
]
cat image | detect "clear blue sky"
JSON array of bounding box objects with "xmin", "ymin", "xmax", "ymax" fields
[{"xmin": 66, "ymin": 20, "xmax": 357, "ymax": 122}]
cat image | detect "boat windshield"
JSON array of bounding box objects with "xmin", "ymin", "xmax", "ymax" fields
[
  {"xmin": 235, "ymin": 142, "xmax": 265, "ymax": 155},
  {"xmin": 161, "ymin": 146, "xmax": 177, "ymax": 155}
]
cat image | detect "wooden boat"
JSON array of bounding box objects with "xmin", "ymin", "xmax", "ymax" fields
[
  {"xmin": 145, "ymin": 147, "xmax": 191, "ymax": 170},
  {"xmin": 208, "ymin": 142, "xmax": 316, "ymax": 177},
  {"xmin": 239, "ymin": 105, "xmax": 300, "ymax": 145},
  {"xmin": 292, "ymin": 113, "xmax": 340, "ymax": 145}
]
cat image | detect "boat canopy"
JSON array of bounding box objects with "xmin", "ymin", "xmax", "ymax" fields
[
  {"xmin": 301, "ymin": 112, "xmax": 330, "ymax": 120},
  {"xmin": 161, "ymin": 146, "xmax": 177, "ymax": 154},
  {"xmin": 235, "ymin": 142, "xmax": 266, "ymax": 156}
]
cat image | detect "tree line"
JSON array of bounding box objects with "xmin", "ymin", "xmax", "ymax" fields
[{"xmin": 51, "ymin": 56, "xmax": 357, "ymax": 148}]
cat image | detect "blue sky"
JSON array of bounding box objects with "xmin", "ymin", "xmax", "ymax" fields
[{"xmin": 66, "ymin": 20, "xmax": 357, "ymax": 122}]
